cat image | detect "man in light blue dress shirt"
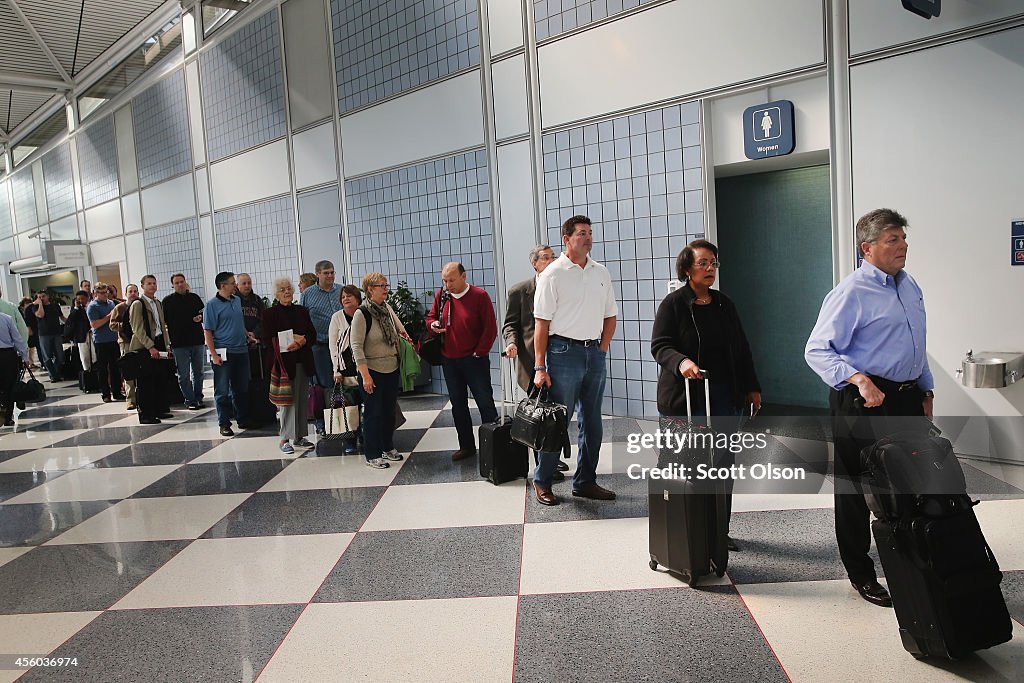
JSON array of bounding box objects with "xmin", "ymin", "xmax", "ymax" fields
[
  {"xmin": 0, "ymin": 311, "xmax": 29, "ymax": 426},
  {"xmin": 805, "ymin": 208, "xmax": 934, "ymax": 608},
  {"xmin": 299, "ymin": 260, "xmax": 342, "ymax": 435}
]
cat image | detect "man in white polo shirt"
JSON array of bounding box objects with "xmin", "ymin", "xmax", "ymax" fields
[{"xmin": 532, "ymin": 215, "xmax": 618, "ymax": 506}]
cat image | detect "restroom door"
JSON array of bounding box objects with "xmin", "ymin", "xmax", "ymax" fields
[{"xmin": 714, "ymin": 165, "xmax": 832, "ymax": 410}]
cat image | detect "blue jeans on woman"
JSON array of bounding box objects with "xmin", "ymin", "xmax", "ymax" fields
[
  {"xmin": 533, "ymin": 338, "xmax": 607, "ymax": 490},
  {"xmin": 359, "ymin": 368, "xmax": 399, "ymax": 460}
]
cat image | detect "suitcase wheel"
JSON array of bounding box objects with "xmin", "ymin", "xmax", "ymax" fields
[
  {"xmin": 682, "ymin": 572, "xmax": 694, "ymax": 587},
  {"xmin": 648, "ymin": 560, "xmax": 658, "ymax": 571},
  {"xmin": 911, "ymin": 653, "xmax": 927, "ymax": 661},
  {"xmin": 714, "ymin": 567, "xmax": 726, "ymax": 577}
]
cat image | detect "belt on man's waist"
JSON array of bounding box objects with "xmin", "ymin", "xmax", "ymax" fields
[
  {"xmin": 864, "ymin": 375, "xmax": 920, "ymax": 393},
  {"xmin": 550, "ymin": 334, "xmax": 601, "ymax": 347}
]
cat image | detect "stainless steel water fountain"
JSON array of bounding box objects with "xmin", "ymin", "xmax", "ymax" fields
[{"xmin": 956, "ymin": 350, "xmax": 1024, "ymax": 388}]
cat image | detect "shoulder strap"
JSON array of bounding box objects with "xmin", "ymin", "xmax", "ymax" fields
[
  {"xmin": 357, "ymin": 305, "xmax": 372, "ymax": 340},
  {"xmin": 130, "ymin": 300, "xmax": 153, "ymax": 339}
]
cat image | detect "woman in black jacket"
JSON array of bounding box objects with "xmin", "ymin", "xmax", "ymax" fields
[{"xmin": 650, "ymin": 239, "xmax": 762, "ymax": 549}]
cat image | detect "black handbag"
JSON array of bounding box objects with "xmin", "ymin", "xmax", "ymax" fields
[
  {"xmin": 11, "ymin": 367, "xmax": 46, "ymax": 403},
  {"xmin": 418, "ymin": 289, "xmax": 449, "ymax": 365},
  {"xmin": 511, "ymin": 387, "xmax": 571, "ymax": 455},
  {"xmin": 117, "ymin": 349, "xmax": 154, "ymax": 380}
]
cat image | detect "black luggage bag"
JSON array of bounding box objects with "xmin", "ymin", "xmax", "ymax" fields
[
  {"xmin": 247, "ymin": 345, "xmax": 278, "ymax": 426},
  {"xmin": 648, "ymin": 376, "xmax": 729, "ymax": 586},
  {"xmin": 62, "ymin": 345, "xmax": 82, "ymax": 381},
  {"xmin": 861, "ymin": 428, "xmax": 1013, "ymax": 659},
  {"xmin": 479, "ymin": 355, "xmax": 528, "ymax": 485}
]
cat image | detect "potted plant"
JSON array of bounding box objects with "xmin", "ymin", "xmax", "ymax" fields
[{"xmin": 387, "ymin": 281, "xmax": 432, "ymax": 389}]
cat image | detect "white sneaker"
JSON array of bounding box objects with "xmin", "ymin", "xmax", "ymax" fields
[
  {"xmin": 381, "ymin": 449, "xmax": 404, "ymax": 461},
  {"xmin": 365, "ymin": 457, "xmax": 390, "ymax": 469}
]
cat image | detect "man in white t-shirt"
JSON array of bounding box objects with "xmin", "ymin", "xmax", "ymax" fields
[{"xmin": 532, "ymin": 215, "xmax": 618, "ymax": 506}]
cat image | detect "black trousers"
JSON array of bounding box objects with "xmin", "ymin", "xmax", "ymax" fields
[
  {"xmin": 830, "ymin": 380, "xmax": 925, "ymax": 584},
  {"xmin": 0, "ymin": 348, "xmax": 20, "ymax": 422},
  {"xmin": 136, "ymin": 337, "xmax": 169, "ymax": 420},
  {"xmin": 94, "ymin": 341, "xmax": 124, "ymax": 399}
]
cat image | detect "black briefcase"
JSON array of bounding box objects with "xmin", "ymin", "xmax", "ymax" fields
[
  {"xmin": 510, "ymin": 387, "xmax": 569, "ymax": 454},
  {"xmin": 11, "ymin": 367, "xmax": 46, "ymax": 403},
  {"xmin": 117, "ymin": 349, "xmax": 154, "ymax": 380}
]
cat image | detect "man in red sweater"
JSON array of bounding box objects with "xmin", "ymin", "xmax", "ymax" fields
[{"xmin": 426, "ymin": 262, "xmax": 499, "ymax": 461}]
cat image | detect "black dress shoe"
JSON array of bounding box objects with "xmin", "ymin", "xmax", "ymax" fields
[
  {"xmin": 3, "ymin": 418, "xmax": 14, "ymax": 427},
  {"xmin": 158, "ymin": 412, "xmax": 174, "ymax": 419},
  {"xmin": 220, "ymin": 425, "xmax": 235, "ymax": 437},
  {"xmin": 139, "ymin": 416, "xmax": 161, "ymax": 425},
  {"xmin": 552, "ymin": 470, "xmax": 565, "ymax": 482},
  {"xmin": 727, "ymin": 536, "xmax": 740, "ymax": 552},
  {"xmin": 102, "ymin": 395, "xmax": 113, "ymax": 403},
  {"xmin": 852, "ymin": 580, "xmax": 893, "ymax": 607},
  {"xmin": 556, "ymin": 461, "xmax": 569, "ymax": 472}
]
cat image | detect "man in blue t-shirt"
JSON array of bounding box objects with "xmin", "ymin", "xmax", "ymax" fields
[
  {"xmin": 86, "ymin": 283, "xmax": 124, "ymax": 403},
  {"xmin": 204, "ymin": 271, "xmax": 252, "ymax": 436}
]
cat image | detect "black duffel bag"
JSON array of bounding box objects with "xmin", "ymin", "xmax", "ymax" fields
[
  {"xmin": 11, "ymin": 367, "xmax": 46, "ymax": 403},
  {"xmin": 117, "ymin": 349, "xmax": 155, "ymax": 381},
  {"xmin": 419, "ymin": 288, "xmax": 450, "ymax": 366},
  {"xmin": 511, "ymin": 387, "xmax": 570, "ymax": 455}
]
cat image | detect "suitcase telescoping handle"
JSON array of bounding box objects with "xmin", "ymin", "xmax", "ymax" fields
[
  {"xmin": 683, "ymin": 370, "xmax": 711, "ymax": 427},
  {"xmin": 499, "ymin": 351, "xmax": 511, "ymax": 421}
]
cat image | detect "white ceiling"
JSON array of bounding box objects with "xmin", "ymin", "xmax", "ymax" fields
[{"xmin": 0, "ymin": 0, "xmax": 172, "ymax": 144}]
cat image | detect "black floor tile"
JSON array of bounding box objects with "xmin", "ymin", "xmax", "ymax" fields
[
  {"xmin": 727, "ymin": 507, "xmax": 881, "ymax": 584},
  {"xmin": 131, "ymin": 461, "xmax": 292, "ymax": 497},
  {"xmin": 0, "ymin": 448, "xmax": 35, "ymax": 465},
  {"xmin": 21, "ymin": 604, "xmax": 304, "ymax": 682},
  {"xmin": 962, "ymin": 463, "xmax": 1024, "ymax": 499},
  {"xmin": 14, "ymin": 405, "xmax": 88, "ymax": 419},
  {"xmin": 514, "ymin": 587, "xmax": 788, "ymax": 683},
  {"xmin": 314, "ymin": 524, "xmax": 522, "ymax": 602},
  {"xmin": 390, "ymin": 450, "xmax": 483, "ymax": 485},
  {"xmin": 0, "ymin": 541, "xmax": 189, "ymax": 614},
  {"xmin": 92, "ymin": 440, "xmax": 224, "ymax": 468},
  {"xmin": 430, "ymin": 407, "xmax": 482, "ymax": 428},
  {"xmin": 18, "ymin": 414, "xmax": 128, "ymax": 432},
  {"xmin": 0, "ymin": 500, "xmax": 116, "ymax": 546},
  {"xmin": 1002, "ymin": 570, "xmax": 1023, "ymax": 626},
  {"xmin": 397, "ymin": 394, "xmax": 449, "ymax": 411},
  {"xmin": 202, "ymin": 487, "xmax": 386, "ymax": 538},
  {"xmin": 0, "ymin": 471, "xmax": 68, "ymax": 503},
  {"xmin": 526, "ymin": 473, "xmax": 648, "ymax": 523},
  {"xmin": 392, "ymin": 428, "xmax": 427, "ymax": 453},
  {"xmin": 48, "ymin": 426, "xmax": 172, "ymax": 447}
]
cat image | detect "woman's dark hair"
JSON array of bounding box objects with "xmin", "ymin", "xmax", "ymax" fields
[
  {"xmin": 675, "ymin": 239, "xmax": 719, "ymax": 281},
  {"xmin": 339, "ymin": 284, "xmax": 362, "ymax": 304}
]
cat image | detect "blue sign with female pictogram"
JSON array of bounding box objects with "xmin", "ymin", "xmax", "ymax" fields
[
  {"xmin": 743, "ymin": 100, "xmax": 795, "ymax": 160},
  {"xmin": 1013, "ymin": 220, "xmax": 1024, "ymax": 266}
]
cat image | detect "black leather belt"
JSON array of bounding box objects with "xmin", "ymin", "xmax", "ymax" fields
[
  {"xmin": 868, "ymin": 375, "xmax": 920, "ymax": 393},
  {"xmin": 551, "ymin": 335, "xmax": 601, "ymax": 347}
]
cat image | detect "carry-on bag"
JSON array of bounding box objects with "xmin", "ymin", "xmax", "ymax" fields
[
  {"xmin": 315, "ymin": 384, "xmax": 359, "ymax": 456},
  {"xmin": 873, "ymin": 508, "xmax": 1013, "ymax": 659},
  {"xmin": 648, "ymin": 374, "xmax": 729, "ymax": 586},
  {"xmin": 511, "ymin": 387, "xmax": 570, "ymax": 456},
  {"xmin": 479, "ymin": 353, "xmax": 529, "ymax": 485},
  {"xmin": 246, "ymin": 345, "xmax": 278, "ymax": 426},
  {"xmin": 11, "ymin": 367, "xmax": 46, "ymax": 403}
]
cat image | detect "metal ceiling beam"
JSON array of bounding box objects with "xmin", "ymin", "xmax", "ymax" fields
[
  {"xmin": 4, "ymin": 0, "xmax": 74, "ymax": 84},
  {"xmin": 0, "ymin": 71, "xmax": 70, "ymax": 93}
]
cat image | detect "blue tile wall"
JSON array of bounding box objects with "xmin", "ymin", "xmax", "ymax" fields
[
  {"xmin": 145, "ymin": 218, "xmax": 206, "ymax": 300},
  {"xmin": 77, "ymin": 115, "xmax": 120, "ymax": 209},
  {"xmin": 330, "ymin": 0, "xmax": 480, "ymax": 114},
  {"xmin": 542, "ymin": 101, "xmax": 704, "ymax": 418},
  {"xmin": 132, "ymin": 71, "xmax": 193, "ymax": 187},
  {"xmin": 0, "ymin": 182, "xmax": 13, "ymax": 239},
  {"xmin": 535, "ymin": 0, "xmax": 659, "ymax": 40},
  {"xmin": 345, "ymin": 149, "xmax": 499, "ymax": 393},
  {"xmin": 10, "ymin": 171, "xmax": 37, "ymax": 232},
  {"xmin": 214, "ymin": 196, "xmax": 298, "ymax": 299},
  {"xmin": 41, "ymin": 143, "xmax": 76, "ymax": 221},
  {"xmin": 201, "ymin": 10, "xmax": 287, "ymax": 162}
]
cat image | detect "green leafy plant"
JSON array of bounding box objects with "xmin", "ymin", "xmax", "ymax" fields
[{"xmin": 386, "ymin": 281, "xmax": 428, "ymax": 341}]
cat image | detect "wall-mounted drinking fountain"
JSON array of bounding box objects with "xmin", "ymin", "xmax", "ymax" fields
[{"xmin": 956, "ymin": 350, "xmax": 1024, "ymax": 388}]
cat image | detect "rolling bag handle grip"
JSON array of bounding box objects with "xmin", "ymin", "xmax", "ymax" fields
[
  {"xmin": 682, "ymin": 369, "xmax": 710, "ymax": 424},
  {"xmin": 499, "ymin": 351, "xmax": 510, "ymax": 422}
]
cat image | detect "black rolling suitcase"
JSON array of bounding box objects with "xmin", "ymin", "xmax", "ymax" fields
[
  {"xmin": 62, "ymin": 345, "xmax": 82, "ymax": 381},
  {"xmin": 648, "ymin": 376, "xmax": 729, "ymax": 586},
  {"xmin": 862, "ymin": 430, "xmax": 1013, "ymax": 659},
  {"xmin": 479, "ymin": 354, "xmax": 528, "ymax": 485},
  {"xmin": 247, "ymin": 345, "xmax": 278, "ymax": 426}
]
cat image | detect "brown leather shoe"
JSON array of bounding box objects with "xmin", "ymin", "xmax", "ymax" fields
[
  {"xmin": 572, "ymin": 482, "xmax": 616, "ymax": 500},
  {"xmin": 452, "ymin": 449, "xmax": 476, "ymax": 462},
  {"xmin": 534, "ymin": 483, "xmax": 559, "ymax": 506}
]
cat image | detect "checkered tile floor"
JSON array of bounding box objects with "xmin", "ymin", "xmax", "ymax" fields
[{"xmin": 1, "ymin": 382, "xmax": 1023, "ymax": 682}]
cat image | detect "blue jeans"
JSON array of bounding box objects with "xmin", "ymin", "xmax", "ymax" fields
[
  {"xmin": 311, "ymin": 344, "xmax": 334, "ymax": 431},
  {"xmin": 534, "ymin": 339, "xmax": 606, "ymax": 489},
  {"xmin": 360, "ymin": 369, "xmax": 400, "ymax": 460},
  {"xmin": 212, "ymin": 352, "xmax": 250, "ymax": 427},
  {"xmin": 172, "ymin": 345, "xmax": 205, "ymax": 406},
  {"xmin": 38, "ymin": 334, "xmax": 65, "ymax": 381},
  {"xmin": 441, "ymin": 355, "xmax": 499, "ymax": 452}
]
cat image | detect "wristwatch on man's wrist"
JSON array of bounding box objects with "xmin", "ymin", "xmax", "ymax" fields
[
  {"xmin": 534, "ymin": 365, "xmax": 547, "ymax": 372},
  {"xmin": 923, "ymin": 390, "xmax": 935, "ymax": 398}
]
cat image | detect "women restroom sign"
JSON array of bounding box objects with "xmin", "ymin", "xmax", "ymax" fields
[
  {"xmin": 1013, "ymin": 220, "xmax": 1024, "ymax": 266},
  {"xmin": 743, "ymin": 100, "xmax": 795, "ymax": 160}
]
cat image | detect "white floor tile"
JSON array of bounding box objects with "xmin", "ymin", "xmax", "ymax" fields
[
  {"xmin": 738, "ymin": 579, "xmax": 1024, "ymax": 683},
  {"xmin": 46, "ymin": 494, "xmax": 251, "ymax": 545},
  {"xmin": 411, "ymin": 426, "xmax": 461, "ymax": 452},
  {"xmin": 974, "ymin": 499, "xmax": 1024, "ymax": 570},
  {"xmin": 0, "ymin": 612, "xmax": 102, "ymax": 683},
  {"xmin": 258, "ymin": 453, "xmax": 402, "ymax": 492},
  {"xmin": 0, "ymin": 445, "xmax": 125, "ymax": 473},
  {"xmin": 112, "ymin": 533, "xmax": 354, "ymax": 609},
  {"xmin": 69, "ymin": 400, "xmax": 127, "ymax": 416},
  {"xmin": 259, "ymin": 597, "xmax": 518, "ymax": 683},
  {"xmin": 191, "ymin": 437, "xmax": 300, "ymax": 464},
  {"xmin": 361, "ymin": 480, "xmax": 526, "ymax": 531},
  {"xmin": 5, "ymin": 465, "xmax": 180, "ymax": 504},
  {"xmin": 0, "ymin": 430, "xmax": 85, "ymax": 451},
  {"xmin": 395, "ymin": 409, "xmax": 442, "ymax": 430},
  {"xmin": 520, "ymin": 517, "xmax": 727, "ymax": 595},
  {"xmin": 0, "ymin": 547, "xmax": 33, "ymax": 569},
  {"xmin": 140, "ymin": 422, "xmax": 231, "ymax": 443}
]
